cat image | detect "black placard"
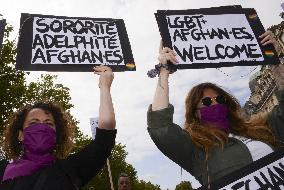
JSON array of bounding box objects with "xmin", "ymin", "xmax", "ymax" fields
[
  {"xmin": 155, "ymin": 7, "xmax": 279, "ymax": 69},
  {"xmin": 16, "ymin": 13, "xmax": 135, "ymax": 72},
  {"xmin": 198, "ymin": 151, "xmax": 284, "ymax": 190},
  {"xmin": 0, "ymin": 19, "xmax": 6, "ymax": 51}
]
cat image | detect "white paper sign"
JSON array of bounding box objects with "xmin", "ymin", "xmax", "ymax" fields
[
  {"xmin": 90, "ymin": 117, "xmax": 99, "ymax": 139},
  {"xmin": 221, "ymin": 157, "xmax": 284, "ymax": 190},
  {"xmin": 32, "ymin": 17, "xmax": 123, "ymax": 65},
  {"xmin": 166, "ymin": 14, "xmax": 264, "ymax": 64}
]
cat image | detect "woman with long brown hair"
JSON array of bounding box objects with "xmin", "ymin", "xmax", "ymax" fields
[{"xmin": 147, "ymin": 34, "xmax": 284, "ymax": 187}]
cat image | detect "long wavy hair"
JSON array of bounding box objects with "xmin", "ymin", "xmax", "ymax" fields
[
  {"xmin": 184, "ymin": 82, "xmax": 278, "ymax": 155},
  {"xmin": 2, "ymin": 102, "xmax": 75, "ymax": 160}
]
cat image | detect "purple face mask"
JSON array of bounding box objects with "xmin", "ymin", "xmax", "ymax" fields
[
  {"xmin": 23, "ymin": 123, "xmax": 56, "ymax": 154},
  {"xmin": 199, "ymin": 104, "xmax": 230, "ymax": 132},
  {"xmin": 2, "ymin": 123, "xmax": 56, "ymax": 181}
]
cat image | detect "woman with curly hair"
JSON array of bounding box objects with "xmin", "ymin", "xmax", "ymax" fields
[
  {"xmin": 147, "ymin": 35, "xmax": 284, "ymax": 188},
  {"xmin": 0, "ymin": 65, "xmax": 116, "ymax": 190}
]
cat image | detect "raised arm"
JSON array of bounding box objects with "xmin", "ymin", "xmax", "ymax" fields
[
  {"xmin": 148, "ymin": 42, "xmax": 195, "ymax": 173},
  {"xmin": 60, "ymin": 66, "xmax": 116, "ymax": 187},
  {"xmin": 94, "ymin": 65, "xmax": 116, "ymax": 130},
  {"xmin": 152, "ymin": 41, "xmax": 178, "ymax": 111}
]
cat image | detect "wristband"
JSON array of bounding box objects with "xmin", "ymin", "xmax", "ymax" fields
[{"xmin": 147, "ymin": 63, "xmax": 177, "ymax": 78}]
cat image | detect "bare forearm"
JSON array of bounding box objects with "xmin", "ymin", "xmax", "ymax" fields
[
  {"xmin": 99, "ymin": 87, "xmax": 116, "ymax": 130},
  {"xmin": 152, "ymin": 69, "xmax": 170, "ymax": 111}
]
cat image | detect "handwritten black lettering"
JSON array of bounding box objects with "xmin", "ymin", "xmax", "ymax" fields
[
  {"xmin": 232, "ymin": 27, "xmax": 254, "ymax": 41},
  {"xmin": 106, "ymin": 23, "xmax": 117, "ymax": 35},
  {"xmin": 35, "ymin": 18, "xmax": 49, "ymax": 33},
  {"xmin": 108, "ymin": 35, "xmax": 118, "ymax": 49},
  {"xmin": 193, "ymin": 46, "xmax": 206, "ymax": 60},
  {"xmin": 81, "ymin": 50, "xmax": 92, "ymax": 62},
  {"xmin": 46, "ymin": 49, "xmax": 59, "ymax": 63},
  {"xmin": 247, "ymin": 44, "xmax": 262, "ymax": 58},
  {"xmin": 173, "ymin": 29, "xmax": 185, "ymax": 41},
  {"xmin": 230, "ymin": 181, "xmax": 244, "ymax": 190},
  {"xmin": 50, "ymin": 20, "xmax": 62, "ymax": 33},
  {"xmin": 32, "ymin": 17, "xmax": 125, "ymax": 66},
  {"xmin": 32, "ymin": 48, "xmax": 46, "ymax": 63},
  {"xmin": 62, "ymin": 19, "xmax": 75, "ymax": 33},
  {"xmin": 205, "ymin": 45, "xmax": 218, "ymax": 60},
  {"xmin": 32, "ymin": 34, "xmax": 44, "ymax": 49},
  {"xmin": 43, "ymin": 34, "xmax": 55, "ymax": 49},
  {"xmin": 254, "ymin": 171, "xmax": 275, "ymax": 189},
  {"xmin": 174, "ymin": 45, "xmax": 193, "ymax": 62},
  {"xmin": 91, "ymin": 50, "xmax": 103, "ymax": 63}
]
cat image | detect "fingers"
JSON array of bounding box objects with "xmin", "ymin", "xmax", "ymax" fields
[
  {"xmin": 165, "ymin": 52, "xmax": 178, "ymax": 64},
  {"xmin": 259, "ymin": 30, "xmax": 276, "ymax": 46},
  {"xmin": 259, "ymin": 31, "xmax": 271, "ymax": 39},
  {"xmin": 93, "ymin": 65, "xmax": 114, "ymax": 88},
  {"xmin": 260, "ymin": 34, "xmax": 273, "ymax": 45},
  {"xmin": 93, "ymin": 65, "xmax": 112, "ymax": 72},
  {"xmin": 161, "ymin": 47, "xmax": 176, "ymax": 55},
  {"xmin": 262, "ymin": 39, "xmax": 275, "ymax": 46},
  {"xmin": 159, "ymin": 47, "xmax": 178, "ymax": 64},
  {"xmin": 158, "ymin": 40, "xmax": 178, "ymax": 64}
]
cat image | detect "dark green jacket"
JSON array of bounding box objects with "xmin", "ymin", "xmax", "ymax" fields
[{"xmin": 147, "ymin": 89, "xmax": 284, "ymax": 186}]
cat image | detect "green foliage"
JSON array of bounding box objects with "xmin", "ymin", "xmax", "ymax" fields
[
  {"xmin": 175, "ymin": 181, "xmax": 194, "ymax": 190},
  {"xmin": 24, "ymin": 74, "xmax": 73, "ymax": 110},
  {"xmin": 83, "ymin": 143, "xmax": 161, "ymax": 190},
  {"xmin": 0, "ymin": 25, "xmax": 26, "ymax": 134},
  {"xmin": 133, "ymin": 180, "xmax": 161, "ymax": 190}
]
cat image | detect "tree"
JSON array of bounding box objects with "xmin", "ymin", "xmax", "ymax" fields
[
  {"xmin": 83, "ymin": 143, "xmax": 161, "ymax": 190},
  {"xmin": 24, "ymin": 74, "xmax": 73, "ymax": 110},
  {"xmin": 175, "ymin": 181, "xmax": 194, "ymax": 190},
  {"xmin": 0, "ymin": 25, "xmax": 26, "ymax": 135},
  {"xmin": 134, "ymin": 180, "xmax": 161, "ymax": 190}
]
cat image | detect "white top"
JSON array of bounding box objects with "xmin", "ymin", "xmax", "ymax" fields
[{"xmin": 229, "ymin": 134, "xmax": 274, "ymax": 161}]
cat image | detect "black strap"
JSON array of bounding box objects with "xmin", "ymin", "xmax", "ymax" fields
[{"xmin": 32, "ymin": 170, "xmax": 48, "ymax": 190}]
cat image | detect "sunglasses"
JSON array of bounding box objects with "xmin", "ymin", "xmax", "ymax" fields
[{"xmin": 201, "ymin": 95, "xmax": 226, "ymax": 107}]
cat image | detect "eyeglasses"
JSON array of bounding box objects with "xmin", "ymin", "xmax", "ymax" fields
[{"xmin": 201, "ymin": 95, "xmax": 226, "ymax": 107}]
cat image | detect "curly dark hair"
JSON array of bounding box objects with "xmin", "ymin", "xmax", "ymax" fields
[{"xmin": 2, "ymin": 102, "xmax": 75, "ymax": 160}]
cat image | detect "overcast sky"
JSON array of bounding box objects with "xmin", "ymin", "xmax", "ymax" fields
[{"xmin": 1, "ymin": 0, "xmax": 283, "ymax": 189}]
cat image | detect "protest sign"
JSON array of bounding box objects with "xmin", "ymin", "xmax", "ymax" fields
[
  {"xmin": 198, "ymin": 151, "xmax": 284, "ymax": 190},
  {"xmin": 0, "ymin": 19, "xmax": 6, "ymax": 51},
  {"xmin": 90, "ymin": 117, "xmax": 99, "ymax": 139},
  {"xmin": 16, "ymin": 13, "xmax": 135, "ymax": 72},
  {"xmin": 155, "ymin": 7, "xmax": 279, "ymax": 69}
]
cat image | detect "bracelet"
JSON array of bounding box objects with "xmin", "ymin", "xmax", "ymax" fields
[{"xmin": 147, "ymin": 63, "xmax": 177, "ymax": 78}]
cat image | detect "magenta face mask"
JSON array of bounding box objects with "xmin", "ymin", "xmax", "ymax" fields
[
  {"xmin": 2, "ymin": 123, "xmax": 56, "ymax": 181},
  {"xmin": 23, "ymin": 123, "xmax": 56, "ymax": 154},
  {"xmin": 199, "ymin": 104, "xmax": 230, "ymax": 132}
]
